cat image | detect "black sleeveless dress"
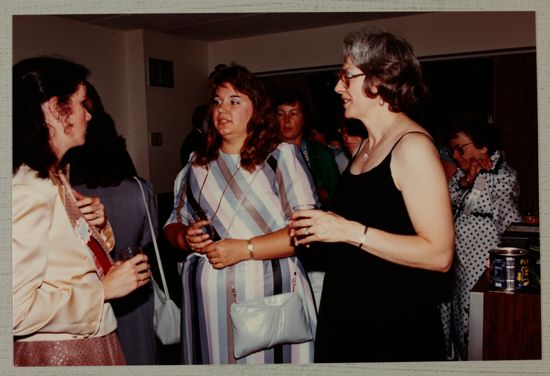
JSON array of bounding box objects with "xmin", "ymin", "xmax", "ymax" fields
[{"xmin": 314, "ymin": 134, "xmax": 447, "ymax": 363}]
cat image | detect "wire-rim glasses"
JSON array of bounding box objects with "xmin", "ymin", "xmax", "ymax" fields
[
  {"xmin": 336, "ymin": 70, "xmax": 366, "ymax": 88},
  {"xmin": 448, "ymin": 142, "xmax": 472, "ymax": 156}
]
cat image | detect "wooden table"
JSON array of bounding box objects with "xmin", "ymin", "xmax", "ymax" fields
[{"xmin": 469, "ymin": 270, "xmax": 541, "ymax": 360}]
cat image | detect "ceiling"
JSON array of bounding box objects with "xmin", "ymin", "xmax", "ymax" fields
[{"xmin": 58, "ymin": 12, "xmax": 424, "ymax": 42}]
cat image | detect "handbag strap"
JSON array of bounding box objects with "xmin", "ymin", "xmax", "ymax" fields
[
  {"xmin": 228, "ymin": 151, "xmax": 300, "ymax": 303},
  {"xmin": 133, "ymin": 176, "xmax": 171, "ymax": 301},
  {"xmin": 188, "ymin": 159, "xmax": 261, "ymax": 241},
  {"xmin": 230, "ymin": 258, "xmax": 298, "ymax": 304},
  {"xmin": 185, "ymin": 166, "xmax": 222, "ymax": 241}
]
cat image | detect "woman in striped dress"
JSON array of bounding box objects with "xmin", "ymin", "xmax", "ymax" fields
[{"xmin": 164, "ymin": 64, "xmax": 319, "ymax": 364}]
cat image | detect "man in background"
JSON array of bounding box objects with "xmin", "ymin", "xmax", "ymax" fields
[
  {"xmin": 274, "ymin": 90, "xmax": 340, "ymax": 310},
  {"xmin": 274, "ymin": 90, "xmax": 340, "ymax": 209}
]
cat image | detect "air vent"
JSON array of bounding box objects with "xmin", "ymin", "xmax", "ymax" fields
[{"xmin": 148, "ymin": 58, "xmax": 174, "ymax": 88}]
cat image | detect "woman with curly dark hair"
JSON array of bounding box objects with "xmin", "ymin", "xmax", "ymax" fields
[
  {"xmin": 164, "ymin": 64, "xmax": 319, "ymax": 364},
  {"xmin": 289, "ymin": 29, "xmax": 454, "ymax": 362},
  {"xmin": 12, "ymin": 56, "xmax": 151, "ymax": 366}
]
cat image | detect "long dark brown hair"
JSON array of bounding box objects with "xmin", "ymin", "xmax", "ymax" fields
[
  {"xmin": 193, "ymin": 64, "xmax": 280, "ymax": 172},
  {"xmin": 62, "ymin": 82, "xmax": 138, "ymax": 188},
  {"xmin": 13, "ymin": 56, "xmax": 90, "ymax": 177}
]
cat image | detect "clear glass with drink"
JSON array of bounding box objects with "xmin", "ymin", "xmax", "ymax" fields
[
  {"xmin": 115, "ymin": 245, "xmax": 144, "ymax": 262},
  {"xmin": 188, "ymin": 211, "xmax": 216, "ymax": 240},
  {"xmin": 292, "ymin": 204, "xmax": 316, "ymax": 246},
  {"xmin": 292, "ymin": 204, "xmax": 316, "ymax": 213}
]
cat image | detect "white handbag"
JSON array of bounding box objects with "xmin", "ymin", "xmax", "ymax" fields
[
  {"xmin": 229, "ymin": 259, "xmax": 313, "ymax": 358},
  {"xmin": 151, "ymin": 277, "xmax": 180, "ymax": 345},
  {"xmin": 134, "ymin": 177, "xmax": 181, "ymax": 345}
]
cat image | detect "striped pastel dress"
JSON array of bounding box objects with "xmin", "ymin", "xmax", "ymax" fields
[{"xmin": 165, "ymin": 142, "xmax": 319, "ymax": 364}]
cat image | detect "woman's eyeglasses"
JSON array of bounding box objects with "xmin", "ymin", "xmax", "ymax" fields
[
  {"xmin": 448, "ymin": 142, "xmax": 472, "ymax": 156},
  {"xmin": 336, "ymin": 70, "xmax": 365, "ymax": 88}
]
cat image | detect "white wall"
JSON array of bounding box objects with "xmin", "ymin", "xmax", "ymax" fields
[
  {"xmin": 123, "ymin": 30, "xmax": 150, "ymax": 181},
  {"xmin": 13, "ymin": 15, "xmax": 129, "ymax": 149},
  {"xmin": 13, "ymin": 16, "xmax": 210, "ymax": 193},
  {"xmin": 209, "ymin": 12, "xmax": 536, "ymax": 73},
  {"xmin": 142, "ymin": 30, "xmax": 209, "ymax": 193}
]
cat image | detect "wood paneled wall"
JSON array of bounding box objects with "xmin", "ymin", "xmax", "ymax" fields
[{"xmin": 493, "ymin": 53, "xmax": 538, "ymax": 216}]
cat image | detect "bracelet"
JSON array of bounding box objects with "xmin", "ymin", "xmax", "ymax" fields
[
  {"xmin": 247, "ymin": 239, "xmax": 255, "ymax": 260},
  {"xmin": 357, "ymin": 225, "xmax": 368, "ymax": 248}
]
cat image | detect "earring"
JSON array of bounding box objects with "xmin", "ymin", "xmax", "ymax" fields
[{"xmin": 379, "ymin": 97, "xmax": 385, "ymax": 106}]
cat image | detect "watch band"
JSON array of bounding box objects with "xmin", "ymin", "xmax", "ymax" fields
[
  {"xmin": 358, "ymin": 225, "xmax": 368, "ymax": 248},
  {"xmin": 247, "ymin": 239, "xmax": 255, "ymax": 259}
]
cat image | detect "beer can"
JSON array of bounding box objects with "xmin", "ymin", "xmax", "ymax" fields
[{"xmin": 489, "ymin": 247, "xmax": 530, "ymax": 291}]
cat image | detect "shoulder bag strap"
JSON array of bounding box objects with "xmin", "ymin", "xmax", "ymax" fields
[
  {"xmin": 185, "ymin": 166, "xmax": 222, "ymax": 241},
  {"xmin": 230, "ymin": 256, "xmax": 298, "ymax": 303},
  {"xmin": 133, "ymin": 176, "xmax": 171, "ymax": 301}
]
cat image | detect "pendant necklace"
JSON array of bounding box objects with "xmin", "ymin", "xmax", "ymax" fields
[
  {"xmin": 352, "ymin": 138, "xmax": 366, "ymax": 160},
  {"xmin": 198, "ymin": 157, "xmax": 242, "ymax": 220},
  {"xmin": 362, "ymin": 143, "xmax": 372, "ymax": 161}
]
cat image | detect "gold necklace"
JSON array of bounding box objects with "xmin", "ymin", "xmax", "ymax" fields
[
  {"xmin": 352, "ymin": 138, "xmax": 366, "ymax": 160},
  {"xmin": 362, "ymin": 113, "xmax": 401, "ymax": 161}
]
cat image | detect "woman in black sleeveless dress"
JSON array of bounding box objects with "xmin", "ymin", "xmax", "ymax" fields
[{"xmin": 290, "ymin": 28, "xmax": 455, "ymax": 362}]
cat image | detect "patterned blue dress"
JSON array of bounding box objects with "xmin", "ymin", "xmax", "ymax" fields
[{"xmin": 165, "ymin": 143, "xmax": 319, "ymax": 364}]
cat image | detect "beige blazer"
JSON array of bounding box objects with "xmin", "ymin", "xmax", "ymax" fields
[{"xmin": 12, "ymin": 165, "xmax": 117, "ymax": 341}]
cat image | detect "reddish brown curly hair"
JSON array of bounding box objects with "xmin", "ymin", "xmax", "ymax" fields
[{"xmin": 193, "ymin": 64, "xmax": 280, "ymax": 172}]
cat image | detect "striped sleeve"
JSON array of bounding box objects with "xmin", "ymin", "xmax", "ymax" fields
[
  {"xmin": 273, "ymin": 143, "xmax": 320, "ymax": 221},
  {"xmin": 164, "ymin": 163, "xmax": 191, "ymax": 228}
]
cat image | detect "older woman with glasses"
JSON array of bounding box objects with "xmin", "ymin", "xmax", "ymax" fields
[
  {"xmin": 439, "ymin": 112, "xmax": 521, "ymax": 360},
  {"xmin": 289, "ymin": 28, "xmax": 454, "ymax": 362}
]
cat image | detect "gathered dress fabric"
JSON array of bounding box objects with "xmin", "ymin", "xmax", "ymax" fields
[
  {"xmin": 76, "ymin": 178, "xmax": 158, "ymax": 365},
  {"xmin": 314, "ymin": 132, "xmax": 448, "ymax": 363},
  {"xmin": 439, "ymin": 150, "xmax": 521, "ymax": 360},
  {"xmin": 12, "ymin": 165, "xmax": 124, "ymax": 366},
  {"xmin": 165, "ymin": 143, "xmax": 319, "ymax": 364}
]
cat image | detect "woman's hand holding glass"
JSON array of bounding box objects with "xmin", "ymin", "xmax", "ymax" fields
[
  {"xmin": 185, "ymin": 215, "xmax": 214, "ymax": 252},
  {"xmin": 290, "ymin": 208, "xmax": 350, "ymax": 245},
  {"xmin": 290, "ymin": 204, "xmax": 315, "ymax": 247},
  {"xmin": 462, "ymin": 154, "xmax": 493, "ymax": 188},
  {"xmin": 101, "ymin": 252, "xmax": 151, "ymax": 301}
]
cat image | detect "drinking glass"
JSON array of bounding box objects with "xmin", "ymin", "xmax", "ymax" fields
[
  {"xmin": 292, "ymin": 204, "xmax": 316, "ymax": 213},
  {"xmin": 115, "ymin": 245, "xmax": 144, "ymax": 262},
  {"xmin": 292, "ymin": 204, "xmax": 316, "ymax": 246},
  {"xmin": 188, "ymin": 211, "xmax": 215, "ymax": 239}
]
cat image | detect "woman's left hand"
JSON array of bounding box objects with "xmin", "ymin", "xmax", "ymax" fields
[
  {"xmin": 289, "ymin": 209, "xmax": 348, "ymax": 245},
  {"xmin": 74, "ymin": 190, "xmax": 107, "ymax": 228},
  {"xmin": 477, "ymin": 152, "xmax": 493, "ymax": 171},
  {"xmin": 203, "ymin": 239, "xmax": 248, "ymax": 270}
]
